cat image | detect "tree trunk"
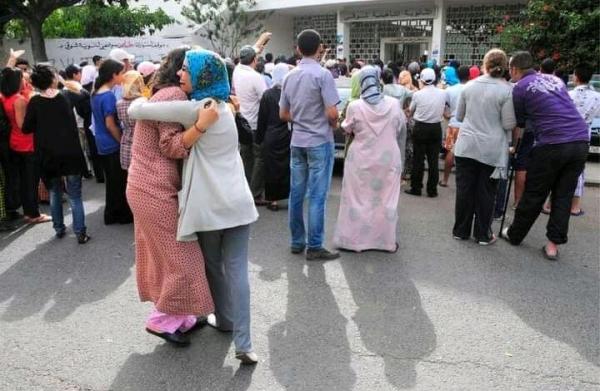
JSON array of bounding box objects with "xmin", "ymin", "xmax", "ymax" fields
[{"xmin": 27, "ymin": 18, "xmax": 48, "ymax": 63}]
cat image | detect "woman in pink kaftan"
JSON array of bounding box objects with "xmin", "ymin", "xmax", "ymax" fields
[{"xmin": 334, "ymin": 66, "xmax": 406, "ymax": 253}]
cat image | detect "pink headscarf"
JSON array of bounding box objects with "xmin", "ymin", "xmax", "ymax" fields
[{"xmin": 469, "ymin": 65, "xmax": 481, "ymax": 80}]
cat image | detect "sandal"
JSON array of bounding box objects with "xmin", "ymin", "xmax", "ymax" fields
[
  {"xmin": 25, "ymin": 214, "xmax": 52, "ymax": 224},
  {"xmin": 571, "ymin": 209, "xmax": 585, "ymax": 217},
  {"xmin": 541, "ymin": 245, "xmax": 558, "ymax": 261},
  {"xmin": 438, "ymin": 181, "xmax": 448, "ymax": 188}
]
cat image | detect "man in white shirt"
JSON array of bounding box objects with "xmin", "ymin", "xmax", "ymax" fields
[
  {"xmin": 264, "ymin": 53, "xmax": 275, "ymax": 74},
  {"xmin": 567, "ymin": 63, "xmax": 600, "ymax": 215},
  {"xmin": 406, "ymin": 68, "xmax": 447, "ymax": 197},
  {"xmin": 233, "ymin": 45, "xmax": 268, "ymax": 203}
]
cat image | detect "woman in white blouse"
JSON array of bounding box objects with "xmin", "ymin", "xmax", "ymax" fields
[{"xmin": 128, "ymin": 49, "xmax": 259, "ymax": 365}]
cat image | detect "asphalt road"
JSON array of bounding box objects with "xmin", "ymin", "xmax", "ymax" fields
[{"xmin": 0, "ymin": 172, "xmax": 598, "ymax": 391}]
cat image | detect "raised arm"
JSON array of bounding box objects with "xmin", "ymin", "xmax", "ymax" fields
[{"xmin": 128, "ymin": 99, "xmax": 201, "ymax": 128}]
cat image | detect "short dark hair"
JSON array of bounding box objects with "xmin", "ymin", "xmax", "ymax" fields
[
  {"xmin": 15, "ymin": 58, "xmax": 29, "ymax": 68},
  {"xmin": 540, "ymin": 58, "xmax": 556, "ymax": 74},
  {"xmin": 574, "ymin": 63, "xmax": 594, "ymax": 84},
  {"xmin": 339, "ymin": 63, "xmax": 348, "ymax": 77},
  {"xmin": 94, "ymin": 59, "xmax": 125, "ymax": 94},
  {"xmin": 30, "ymin": 64, "xmax": 56, "ymax": 90},
  {"xmin": 265, "ymin": 53, "xmax": 273, "ymax": 62},
  {"xmin": 457, "ymin": 65, "xmax": 470, "ymax": 82},
  {"xmin": 509, "ymin": 51, "xmax": 533, "ymax": 71},
  {"xmin": 373, "ymin": 58, "xmax": 384, "ymax": 71},
  {"xmin": 65, "ymin": 64, "xmax": 81, "ymax": 80},
  {"xmin": 0, "ymin": 67, "xmax": 23, "ymax": 97},
  {"xmin": 297, "ymin": 29, "xmax": 321, "ymax": 57},
  {"xmin": 92, "ymin": 55, "xmax": 102, "ymax": 65},
  {"xmin": 382, "ymin": 68, "xmax": 394, "ymax": 85}
]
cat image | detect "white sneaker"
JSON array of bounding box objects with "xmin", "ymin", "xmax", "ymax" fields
[
  {"xmin": 500, "ymin": 227, "xmax": 510, "ymax": 241},
  {"xmin": 236, "ymin": 351, "xmax": 258, "ymax": 365}
]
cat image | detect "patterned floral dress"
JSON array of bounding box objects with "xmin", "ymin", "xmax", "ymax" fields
[{"xmin": 334, "ymin": 96, "xmax": 406, "ymax": 252}]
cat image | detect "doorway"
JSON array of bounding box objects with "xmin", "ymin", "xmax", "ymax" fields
[{"xmin": 381, "ymin": 38, "xmax": 431, "ymax": 64}]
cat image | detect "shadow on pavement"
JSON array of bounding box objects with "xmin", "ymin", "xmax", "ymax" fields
[
  {"xmin": 0, "ymin": 209, "xmax": 134, "ymax": 322},
  {"xmin": 341, "ymin": 254, "xmax": 437, "ymax": 388},
  {"xmin": 401, "ymin": 184, "xmax": 600, "ymax": 368},
  {"xmin": 110, "ymin": 329, "xmax": 255, "ymax": 391},
  {"xmin": 268, "ymin": 262, "xmax": 357, "ymax": 390},
  {"xmin": 0, "ymin": 219, "xmax": 35, "ymax": 252}
]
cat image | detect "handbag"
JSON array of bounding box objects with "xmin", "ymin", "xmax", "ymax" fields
[{"xmin": 235, "ymin": 112, "xmax": 254, "ymax": 145}]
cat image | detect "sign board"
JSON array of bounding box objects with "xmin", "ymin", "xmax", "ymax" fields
[
  {"xmin": 3, "ymin": 36, "xmax": 194, "ymax": 69},
  {"xmin": 340, "ymin": 7, "xmax": 437, "ymax": 23}
]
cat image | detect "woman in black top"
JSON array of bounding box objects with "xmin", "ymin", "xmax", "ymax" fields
[
  {"xmin": 256, "ymin": 63, "xmax": 291, "ymax": 211},
  {"xmin": 23, "ymin": 65, "xmax": 90, "ymax": 243}
]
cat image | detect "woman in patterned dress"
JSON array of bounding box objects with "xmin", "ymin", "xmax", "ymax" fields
[
  {"xmin": 126, "ymin": 48, "xmax": 216, "ymax": 347},
  {"xmin": 333, "ymin": 66, "xmax": 406, "ymax": 253}
]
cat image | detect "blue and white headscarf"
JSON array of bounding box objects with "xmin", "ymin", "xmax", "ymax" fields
[
  {"xmin": 184, "ymin": 49, "xmax": 230, "ymax": 101},
  {"xmin": 444, "ymin": 66, "xmax": 459, "ymax": 86},
  {"xmin": 359, "ymin": 66, "xmax": 383, "ymax": 105}
]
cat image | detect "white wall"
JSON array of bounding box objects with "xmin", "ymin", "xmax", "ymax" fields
[{"xmin": 258, "ymin": 13, "xmax": 295, "ymax": 58}]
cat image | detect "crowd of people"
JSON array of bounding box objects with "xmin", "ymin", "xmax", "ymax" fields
[{"xmin": 0, "ymin": 27, "xmax": 597, "ymax": 361}]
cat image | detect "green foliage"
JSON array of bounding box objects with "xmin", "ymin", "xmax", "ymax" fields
[
  {"xmin": 498, "ymin": 0, "xmax": 600, "ymax": 70},
  {"xmin": 4, "ymin": 4, "xmax": 174, "ymax": 39},
  {"xmin": 182, "ymin": 0, "xmax": 272, "ymax": 57}
]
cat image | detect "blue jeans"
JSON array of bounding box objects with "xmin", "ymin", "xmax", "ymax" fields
[
  {"xmin": 48, "ymin": 175, "xmax": 86, "ymax": 235},
  {"xmin": 289, "ymin": 142, "xmax": 334, "ymax": 250},
  {"xmin": 198, "ymin": 224, "xmax": 252, "ymax": 353}
]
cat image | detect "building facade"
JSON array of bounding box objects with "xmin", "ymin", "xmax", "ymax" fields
[{"xmin": 253, "ymin": 0, "xmax": 525, "ymax": 66}]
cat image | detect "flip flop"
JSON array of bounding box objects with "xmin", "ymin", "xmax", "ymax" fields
[
  {"xmin": 541, "ymin": 245, "xmax": 558, "ymax": 261},
  {"xmin": 571, "ymin": 210, "xmax": 585, "ymax": 217},
  {"xmin": 438, "ymin": 181, "xmax": 448, "ymax": 187},
  {"xmin": 540, "ymin": 208, "xmax": 551, "ymax": 215}
]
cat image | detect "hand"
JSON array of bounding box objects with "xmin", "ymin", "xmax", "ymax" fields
[
  {"xmin": 195, "ymin": 100, "xmax": 219, "ymax": 131},
  {"xmin": 229, "ymin": 95, "xmax": 240, "ymax": 112},
  {"xmin": 10, "ymin": 48, "xmax": 25, "ymax": 59},
  {"xmin": 258, "ymin": 32, "xmax": 272, "ymax": 46}
]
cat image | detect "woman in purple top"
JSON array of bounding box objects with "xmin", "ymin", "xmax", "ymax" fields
[{"xmin": 502, "ymin": 51, "xmax": 589, "ymax": 260}]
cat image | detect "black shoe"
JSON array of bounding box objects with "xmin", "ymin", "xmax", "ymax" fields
[
  {"xmin": 77, "ymin": 233, "xmax": 91, "ymax": 244},
  {"xmin": 145, "ymin": 328, "xmax": 190, "ymax": 347},
  {"xmin": 404, "ymin": 189, "xmax": 421, "ymax": 196},
  {"xmin": 96, "ymin": 178, "xmax": 105, "ymax": 184},
  {"xmin": 0, "ymin": 221, "xmax": 16, "ymax": 232},
  {"xmin": 427, "ymin": 193, "xmax": 438, "ymax": 198},
  {"xmin": 56, "ymin": 230, "xmax": 66, "ymax": 239},
  {"xmin": 83, "ymin": 171, "xmax": 93, "ymax": 179},
  {"xmin": 290, "ymin": 246, "xmax": 305, "ymax": 254},
  {"xmin": 306, "ymin": 248, "xmax": 340, "ymax": 261}
]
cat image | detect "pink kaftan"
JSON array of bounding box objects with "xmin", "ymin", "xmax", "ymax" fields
[{"xmin": 333, "ymin": 96, "xmax": 406, "ymax": 252}]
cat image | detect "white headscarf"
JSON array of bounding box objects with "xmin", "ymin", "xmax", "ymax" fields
[{"xmin": 271, "ymin": 63, "xmax": 289, "ymax": 87}]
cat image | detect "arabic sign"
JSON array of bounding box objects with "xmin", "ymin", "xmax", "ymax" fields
[
  {"xmin": 3, "ymin": 36, "xmax": 194, "ymax": 69},
  {"xmin": 340, "ymin": 7, "xmax": 437, "ymax": 22}
]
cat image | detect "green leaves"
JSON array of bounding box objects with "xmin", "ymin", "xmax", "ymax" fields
[
  {"xmin": 498, "ymin": 0, "xmax": 599, "ymax": 69},
  {"xmin": 4, "ymin": 3, "xmax": 174, "ymax": 39},
  {"xmin": 182, "ymin": 0, "xmax": 271, "ymax": 57}
]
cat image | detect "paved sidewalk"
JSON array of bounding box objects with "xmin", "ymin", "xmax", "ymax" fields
[{"xmin": 0, "ymin": 176, "xmax": 598, "ymax": 390}]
